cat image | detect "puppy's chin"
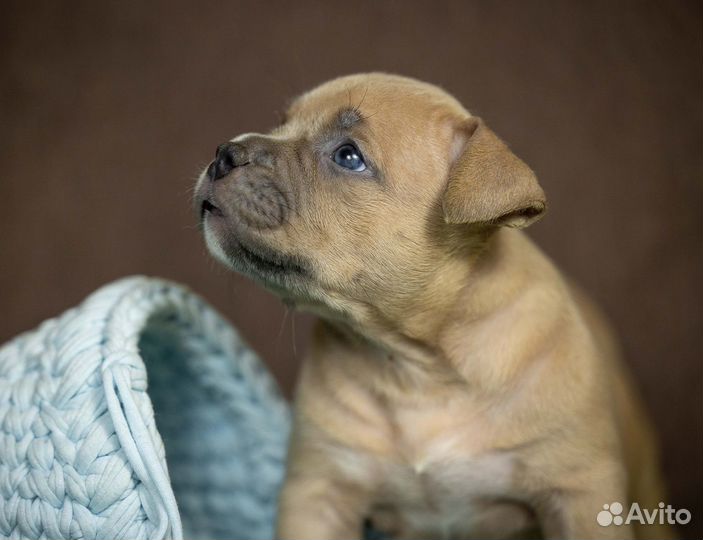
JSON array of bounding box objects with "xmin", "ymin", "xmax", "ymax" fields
[
  {"xmin": 203, "ymin": 222, "xmax": 235, "ymax": 269},
  {"xmin": 202, "ymin": 214, "xmax": 311, "ymax": 294}
]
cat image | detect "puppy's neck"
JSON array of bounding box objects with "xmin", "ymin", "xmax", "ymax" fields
[{"xmin": 316, "ymin": 229, "xmax": 555, "ymax": 392}]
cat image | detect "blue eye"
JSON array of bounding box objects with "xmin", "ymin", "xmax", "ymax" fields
[{"xmin": 332, "ymin": 143, "xmax": 366, "ymax": 172}]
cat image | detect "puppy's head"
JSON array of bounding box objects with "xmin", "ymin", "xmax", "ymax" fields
[{"xmin": 194, "ymin": 73, "xmax": 545, "ymax": 323}]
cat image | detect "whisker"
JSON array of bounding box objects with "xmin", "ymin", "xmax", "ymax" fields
[
  {"xmin": 291, "ymin": 312, "xmax": 298, "ymax": 359},
  {"xmin": 354, "ymin": 85, "xmax": 369, "ymax": 113},
  {"xmin": 358, "ymin": 110, "xmax": 378, "ymax": 122},
  {"xmin": 278, "ymin": 304, "xmax": 291, "ymax": 342}
]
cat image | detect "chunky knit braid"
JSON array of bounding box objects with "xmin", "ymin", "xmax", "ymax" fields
[{"xmin": 0, "ymin": 277, "xmax": 290, "ymax": 540}]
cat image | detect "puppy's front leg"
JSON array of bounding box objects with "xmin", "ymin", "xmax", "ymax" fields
[
  {"xmin": 276, "ymin": 431, "xmax": 373, "ymax": 540},
  {"xmin": 276, "ymin": 472, "xmax": 370, "ymax": 540}
]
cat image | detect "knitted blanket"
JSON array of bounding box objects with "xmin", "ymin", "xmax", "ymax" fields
[{"xmin": 0, "ymin": 277, "xmax": 291, "ymax": 540}]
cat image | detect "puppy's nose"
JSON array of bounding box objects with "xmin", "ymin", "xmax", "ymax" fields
[{"xmin": 208, "ymin": 142, "xmax": 248, "ymax": 181}]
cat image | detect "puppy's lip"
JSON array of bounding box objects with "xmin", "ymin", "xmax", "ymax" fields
[
  {"xmin": 200, "ymin": 198, "xmax": 224, "ymax": 220},
  {"xmin": 198, "ymin": 190, "xmax": 310, "ymax": 282},
  {"xmin": 234, "ymin": 236, "xmax": 308, "ymax": 277}
]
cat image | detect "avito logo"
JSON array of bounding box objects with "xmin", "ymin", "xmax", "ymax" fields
[{"xmin": 597, "ymin": 501, "xmax": 691, "ymax": 527}]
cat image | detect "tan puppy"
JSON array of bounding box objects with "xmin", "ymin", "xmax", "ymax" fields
[{"xmin": 194, "ymin": 73, "xmax": 671, "ymax": 540}]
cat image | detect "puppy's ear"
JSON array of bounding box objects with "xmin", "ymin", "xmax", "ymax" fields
[{"xmin": 442, "ymin": 117, "xmax": 546, "ymax": 228}]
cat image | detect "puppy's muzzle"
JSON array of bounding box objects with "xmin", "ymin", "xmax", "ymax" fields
[{"xmin": 200, "ymin": 136, "xmax": 291, "ymax": 230}]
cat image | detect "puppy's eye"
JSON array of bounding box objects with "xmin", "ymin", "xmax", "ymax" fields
[{"xmin": 332, "ymin": 143, "xmax": 366, "ymax": 172}]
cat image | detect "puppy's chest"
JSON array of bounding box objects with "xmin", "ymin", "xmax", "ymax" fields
[
  {"xmin": 362, "ymin": 405, "xmax": 523, "ymax": 535},
  {"xmin": 329, "ymin": 397, "xmax": 515, "ymax": 499},
  {"xmin": 380, "ymin": 413, "xmax": 517, "ymax": 503}
]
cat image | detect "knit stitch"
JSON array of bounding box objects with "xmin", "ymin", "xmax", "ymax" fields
[{"xmin": 0, "ymin": 277, "xmax": 290, "ymax": 540}]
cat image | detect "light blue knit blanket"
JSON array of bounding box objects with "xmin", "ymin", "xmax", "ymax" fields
[{"xmin": 0, "ymin": 277, "xmax": 291, "ymax": 540}]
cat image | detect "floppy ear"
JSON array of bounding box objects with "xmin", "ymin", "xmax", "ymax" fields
[{"xmin": 442, "ymin": 117, "xmax": 546, "ymax": 228}]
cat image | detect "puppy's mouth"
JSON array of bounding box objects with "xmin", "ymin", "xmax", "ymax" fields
[
  {"xmin": 235, "ymin": 239, "xmax": 307, "ymax": 278},
  {"xmin": 200, "ymin": 199, "xmax": 223, "ymax": 220},
  {"xmin": 197, "ymin": 189, "xmax": 310, "ymax": 286}
]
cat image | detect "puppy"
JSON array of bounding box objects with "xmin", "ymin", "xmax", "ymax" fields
[{"xmin": 194, "ymin": 73, "xmax": 671, "ymax": 540}]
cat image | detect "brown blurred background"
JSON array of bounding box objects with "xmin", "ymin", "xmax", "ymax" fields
[{"xmin": 1, "ymin": 0, "xmax": 701, "ymax": 536}]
